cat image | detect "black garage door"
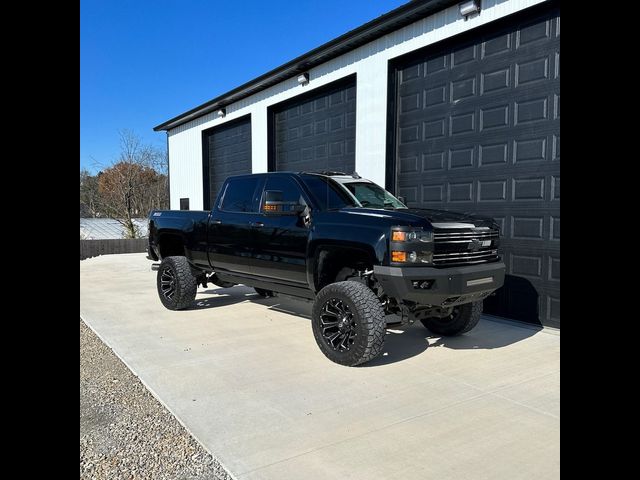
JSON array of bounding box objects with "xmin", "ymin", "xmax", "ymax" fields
[
  {"xmin": 202, "ymin": 115, "xmax": 252, "ymax": 210},
  {"xmin": 270, "ymin": 75, "xmax": 356, "ymax": 173},
  {"xmin": 389, "ymin": 2, "xmax": 559, "ymax": 327}
]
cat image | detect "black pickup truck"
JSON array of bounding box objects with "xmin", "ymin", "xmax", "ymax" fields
[{"xmin": 147, "ymin": 171, "xmax": 505, "ymax": 366}]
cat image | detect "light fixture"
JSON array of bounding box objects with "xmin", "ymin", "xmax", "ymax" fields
[
  {"xmin": 217, "ymin": 108, "xmax": 226, "ymax": 118},
  {"xmin": 297, "ymin": 72, "xmax": 309, "ymax": 85},
  {"xmin": 458, "ymin": 0, "xmax": 480, "ymax": 19}
]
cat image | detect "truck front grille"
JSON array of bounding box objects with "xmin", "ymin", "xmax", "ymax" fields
[{"xmin": 433, "ymin": 228, "xmax": 500, "ymax": 267}]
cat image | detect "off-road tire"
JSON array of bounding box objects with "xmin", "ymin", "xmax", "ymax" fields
[
  {"xmin": 156, "ymin": 256, "xmax": 198, "ymax": 311},
  {"xmin": 254, "ymin": 287, "xmax": 274, "ymax": 297},
  {"xmin": 312, "ymin": 281, "xmax": 385, "ymax": 366},
  {"xmin": 420, "ymin": 301, "xmax": 482, "ymax": 336}
]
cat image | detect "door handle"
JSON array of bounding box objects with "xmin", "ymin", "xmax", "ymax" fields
[
  {"xmin": 211, "ymin": 219, "xmax": 222, "ymax": 225},
  {"xmin": 250, "ymin": 221, "xmax": 264, "ymax": 228}
]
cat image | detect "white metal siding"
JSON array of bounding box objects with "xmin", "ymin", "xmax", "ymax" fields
[{"xmin": 167, "ymin": 0, "xmax": 547, "ymax": 210}]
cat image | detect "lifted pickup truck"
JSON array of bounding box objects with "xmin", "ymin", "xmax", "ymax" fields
[{"xmin": 147, "ymin": 171, "xmax": 505, "ymax": 366}]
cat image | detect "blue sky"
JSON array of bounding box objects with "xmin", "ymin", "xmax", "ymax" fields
[{"xmin": 80, "ymin": 0, "xmax": 406, "ymax": 173}]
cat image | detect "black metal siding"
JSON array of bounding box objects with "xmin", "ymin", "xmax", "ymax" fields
[
  {"xmin": 389, "ymin": 3, "xmax": 560, "ymax": 327},
  {"xmin": 270, "ymin": 76, "xmax": 357, "ymax": 173},
  {"xmin": 202, "ymin": 116, "xmax": 252, "ymax": 210}
]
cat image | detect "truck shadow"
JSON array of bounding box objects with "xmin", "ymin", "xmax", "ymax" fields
[
  {"xmin": 193, "ymin": 285, "xmax": 314, "ymax": 317},
  {"xmin": 426, "ymin": 318, "xmax": 541, "ymax": 350},
  {"xmin": 362, "ymin": 327, "xmax": 431, "ymax": 366},
  {"xmin": 191, "ymin": 286, "xmax": 283, "ymax": 310},
  {"xmin": 192, "ymin": 286, "xmax": 541, "ymax": 366},
  {"xmin": 364, "ymin": 319, "xmax": 541, "ymax": 366}
]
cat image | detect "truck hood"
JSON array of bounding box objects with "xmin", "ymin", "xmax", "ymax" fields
[{"xmin": 340, "ymin": 207, "xmax": 498, "ymax": 228}]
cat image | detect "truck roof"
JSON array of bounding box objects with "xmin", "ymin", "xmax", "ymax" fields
[{"xmin": 225, "ymin": 171, "xmax": 368, "ymax": 182}]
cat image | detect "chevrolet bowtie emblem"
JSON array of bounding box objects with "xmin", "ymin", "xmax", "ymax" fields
[{"xmin": 468, "ymin": 239, "xmax": 481, "ymax": 251}]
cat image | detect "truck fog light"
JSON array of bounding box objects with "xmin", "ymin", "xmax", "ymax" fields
[
  {"xmin": 391, "ymin": 251, "xmax": 407, "ymax": 262},
  {"xmin": 408, "ymin": 251, "xmax": 418, "ymax": 262}
]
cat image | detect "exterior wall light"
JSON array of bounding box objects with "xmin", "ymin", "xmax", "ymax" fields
[
  {"xmin": 217, "ymin": 108, "xmax": 226, "ymax": 118},
  {"xmin": 297, "ymin": 73, "xmax": 309, "ymax": 86},
  {"xmin": 459, "ymin": 0, "xmax": 480, "ymax": 20}
]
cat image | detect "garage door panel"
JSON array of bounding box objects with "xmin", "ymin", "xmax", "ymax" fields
[
  {"xmin": 517, "ymin": 15, "xmax": 552, "ymax": 46},
  {"xmin": 402, "ymin": 181, "xmax": 559, "ymax": 210},
  {"xmin": 272, "ymin": 78, "xmax": 356, "ymax": 173},
  {"xmin": 399, "ymin": 84, "xmax": 559, "ymax": 129},
  {"xmin": 392, "ymin": 3, "xmax": 559, "ymax": 326},
  {"xmin": 397, "ymin": 158, "xmax": 558, "ymax": 189},
  {"xmin": 202, "ymin": 117, "xmax": 252, "ymax": 210},
  {"xmin": 482, "ymin": 31, "xmax": 512, "ymax": 58}
]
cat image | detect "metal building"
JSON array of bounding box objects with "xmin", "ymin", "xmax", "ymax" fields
[{"xmin": 154, "ymin": 0, "xmax": 560, "ymax": 327}]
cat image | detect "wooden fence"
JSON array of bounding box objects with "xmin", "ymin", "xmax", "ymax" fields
[{"xmin": 80, "ymin": 238, "xmax": 148, "ymax": 260}]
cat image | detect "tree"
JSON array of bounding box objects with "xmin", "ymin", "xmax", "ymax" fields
[
  {"xmin": 80, "ymin": 130, "xmax": 169, "ymax": 238},
  {"xmin": 80, "ymin": 168, "xmax": 101, "ymax": 218}
]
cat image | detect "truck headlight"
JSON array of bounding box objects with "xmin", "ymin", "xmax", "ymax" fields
[
  {"xmin": 391, "ymin": 230, "xmax": 411, "ymax": 241},
  {"xmin": 390, "ymin": 227, "xmax": 433, "ymax": 264},
  {"xmin": 419, "ymin": 230, "xmax": 432, "ymax": 242},
  {"xmin": 391, "ymin": 227, "xmax": 432, "ymax": 243}
]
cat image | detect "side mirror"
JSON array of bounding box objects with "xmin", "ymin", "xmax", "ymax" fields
[
  {"xmin": 397, "ymin": 195, "xmax": 406, "ymax": 205},
  {"xmin": 262, "ymin": 190, "xmax": 305, "ymax": 216}
]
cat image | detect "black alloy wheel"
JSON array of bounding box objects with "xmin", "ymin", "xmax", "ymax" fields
[
  {"xmin": 156, "ymin": 256, "xmax": 198, "ymax": 311},
  {"xmin": 319, "ymin": 298, "xmax": 356, "ymax": 352},
  {"xmin": 160, "ymin": 265, "xmax": 177, "ymax": 301}
]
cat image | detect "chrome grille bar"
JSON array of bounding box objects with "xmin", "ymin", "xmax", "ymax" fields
[
  {"xmin": 433, "ymin": 227, "xmax": 500, "ymax": 266},
  {"xmin": 434, "ymin": 249, "xmax": 498, "ymax": 258},
  {"xmin": 434, "ymin": 232, "xmax": 499, "ymax": 239}
]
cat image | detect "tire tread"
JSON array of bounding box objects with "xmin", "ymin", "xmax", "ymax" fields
[
  {"xmin": 157, "ymin": 256, "xmax": 197, "ymax": 310},
  {"xmin": 312, "ymin": 281, "xmax": 385, "ymax": 366}
]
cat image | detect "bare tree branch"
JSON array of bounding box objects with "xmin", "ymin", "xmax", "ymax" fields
[{"xmin": 80, "ymin": 130, "xmax": 168, "ymax": 238}]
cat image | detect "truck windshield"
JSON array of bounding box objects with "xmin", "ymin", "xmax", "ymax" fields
[{"xmin": 342, "ymin": 182, "xmax": 407, "ymax": 209}]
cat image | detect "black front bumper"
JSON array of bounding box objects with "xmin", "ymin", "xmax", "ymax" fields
[{"xmin": 374, "ymin": 261, "xmax": 505, "ymax": 307}]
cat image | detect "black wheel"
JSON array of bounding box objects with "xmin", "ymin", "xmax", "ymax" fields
[
  {"xmin": 420, "ymin": 301, "xmax": 482, "ymax": 336},
  {"xmin": 156, "ymin": 256, "xmax": 197, "ymax": 310},
  {"xmin": 312, "ymin": 281, "xmax": 385, "ymax": 366},
  {"xmin": 254, "ymin": 287, "xmax": 274, "ymax": 298}
]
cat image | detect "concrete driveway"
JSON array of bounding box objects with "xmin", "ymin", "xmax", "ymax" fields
[{"xmin": 80, "ymin": 253, "xmax": 559, "ymax": 480}]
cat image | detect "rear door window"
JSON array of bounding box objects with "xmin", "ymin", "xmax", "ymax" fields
[{"xmin": 219, "ymin": 177, "xmax": 262, "ymax": 213}]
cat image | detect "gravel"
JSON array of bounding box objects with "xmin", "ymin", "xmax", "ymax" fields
[{"xmin": 80, "ymin": 318, "xmax": 234, "ymax": 480}]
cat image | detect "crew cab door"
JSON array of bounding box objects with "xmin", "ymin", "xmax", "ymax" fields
[
  {"xmin": 207, "ymin": 175, "xmax": 265, "ymax": 274},
  {"xmin": 251, "ymin": 175, "xmax": 311, "ymax": 285}
]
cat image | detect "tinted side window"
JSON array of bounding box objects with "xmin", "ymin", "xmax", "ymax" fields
[
  {"xmin": 300, "ymin": 175, "xmax": 356, "ymax": 210},
  {"xmin": 220, "ymin": 177, "xmax": 261, "ymax": 212},
  {"xmin": 263, "ymin": 176, "xmax": 306, "ymax": 205}
]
